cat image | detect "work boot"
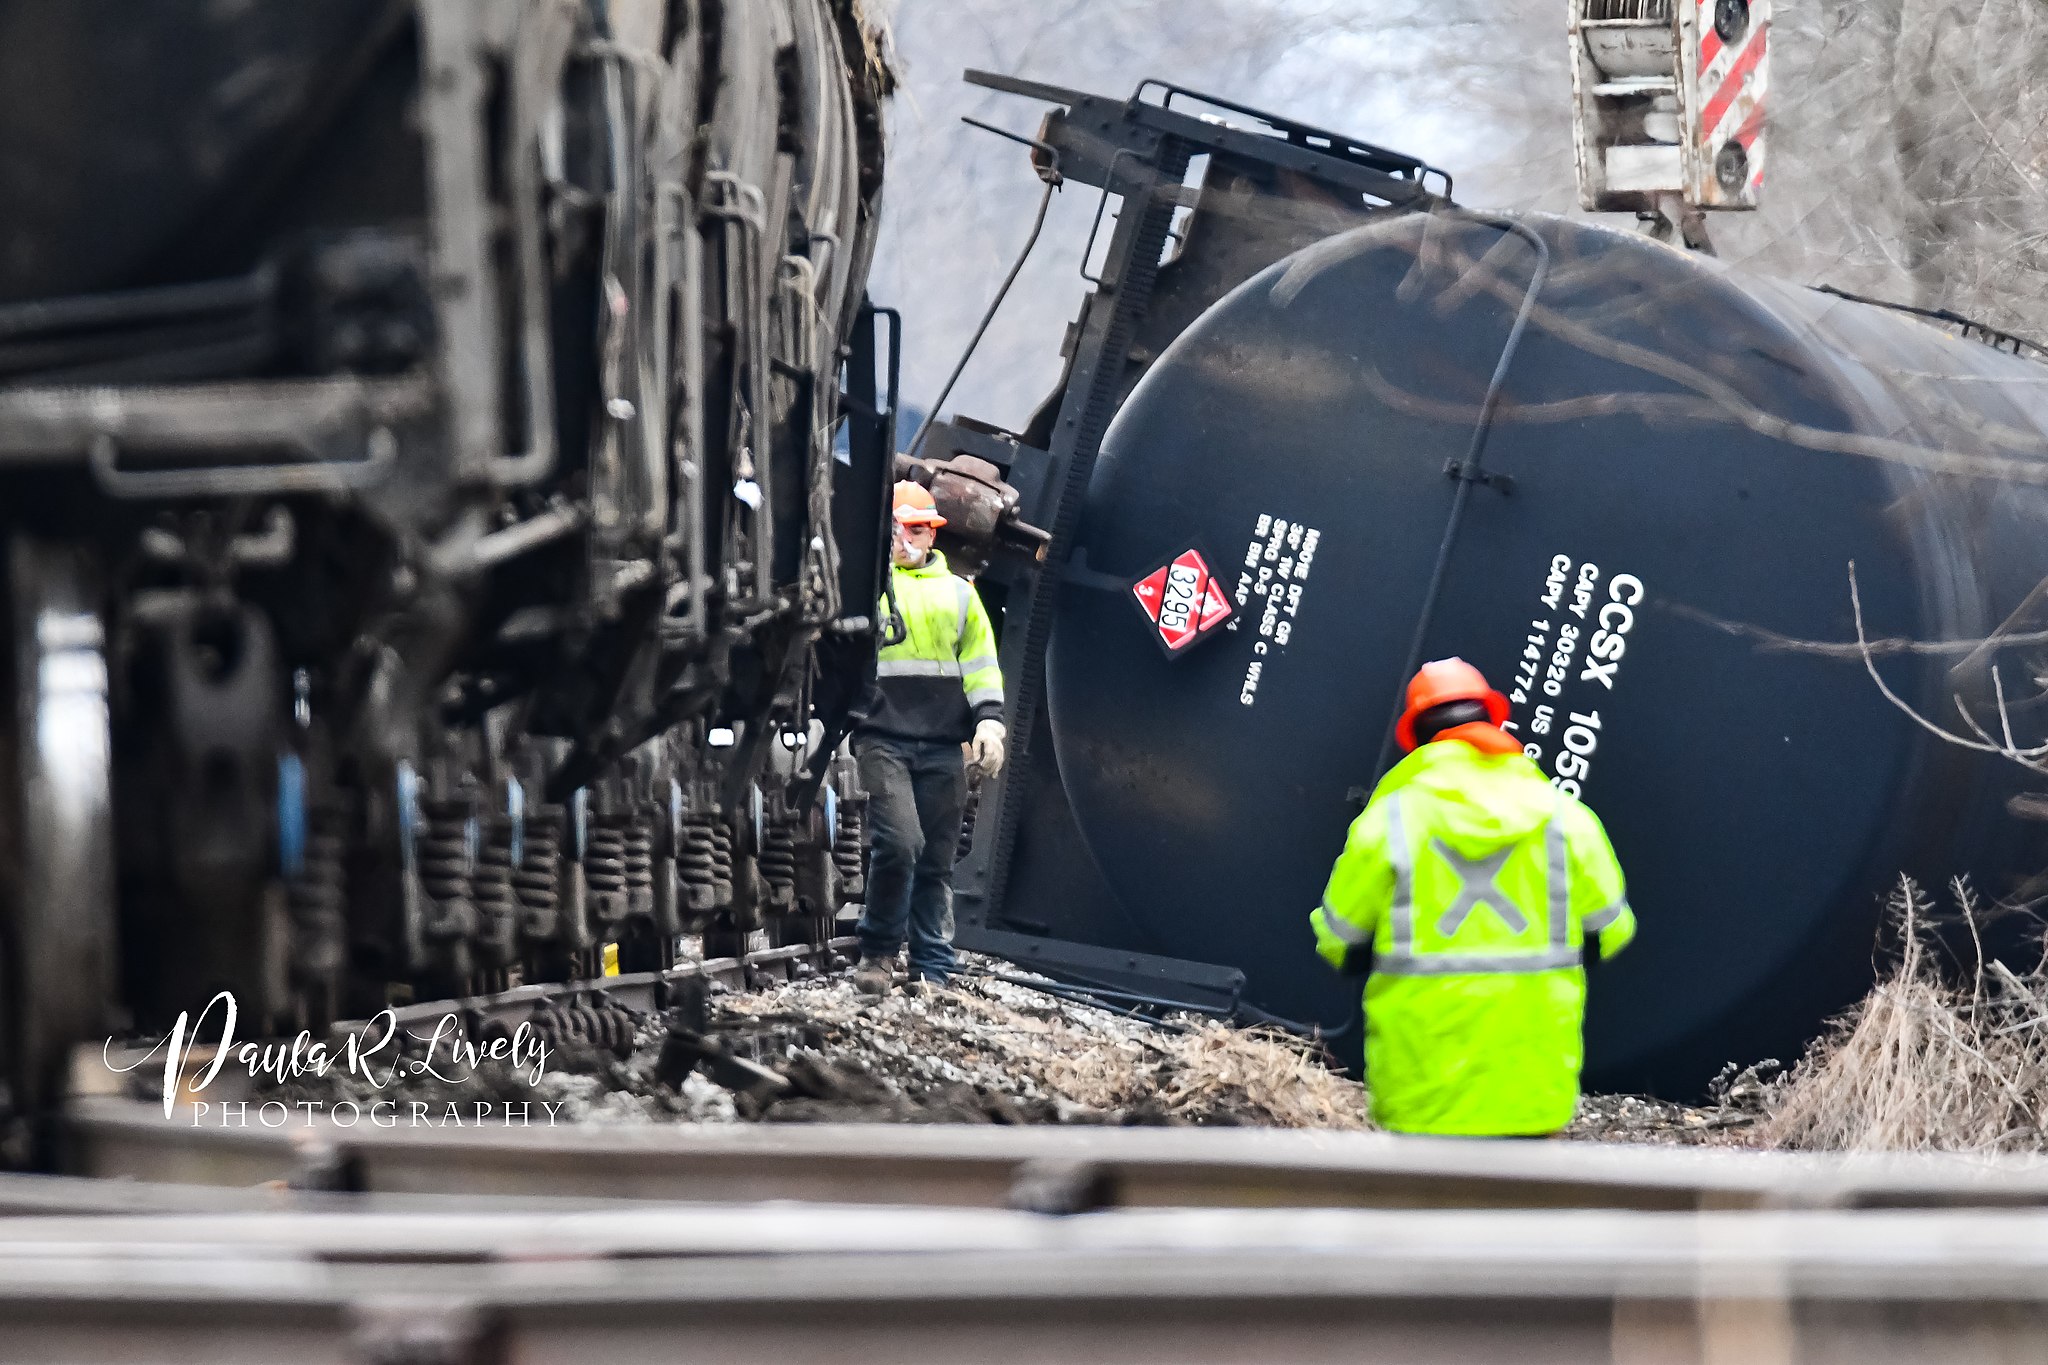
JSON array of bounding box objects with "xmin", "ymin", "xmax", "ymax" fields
[{"xmin": 852, "ymin": 956, "xmax": 894, "ymax": 996}]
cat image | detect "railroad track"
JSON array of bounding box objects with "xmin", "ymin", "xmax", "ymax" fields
[
  {"xmin": 55, "ymin": 1092, "xmax": 2048, "ymax": 1214},
  {"xmin": 59, "ymin": 924, "xmax": 2048, "ymax": 1217},
  {"xmin": 367, "ymin": 934, "xmax": 862, "ymax": 1035},
  {"xmin": 86, "ymin": 934, "xmax": 856, "ymax": 1101},
  {"xmin": 3, "ymin": 1199, "xmax": 2048, "ymax": 1361},
  {"xmin": 37, "ymin": 929, "xmax": 2048, "ymax": 1361}
]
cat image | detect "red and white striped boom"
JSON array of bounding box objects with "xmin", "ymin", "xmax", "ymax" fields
[{"xmin": 1569, "ymin": 0, "xmax": 1769, "ymax": 220}]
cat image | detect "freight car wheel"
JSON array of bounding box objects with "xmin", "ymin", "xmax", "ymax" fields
[{"xmin": 0, "ymin": 538, "xmax": 117, "ymax": 1167}]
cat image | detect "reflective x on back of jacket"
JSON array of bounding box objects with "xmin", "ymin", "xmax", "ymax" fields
[
  {"xmin": 865, "ymin": 550, "xmax": 1004, "ymax": 743},
  {"xmin": 1309, "ymin": 737, "xmax": 1634, "ymax": 1136}
]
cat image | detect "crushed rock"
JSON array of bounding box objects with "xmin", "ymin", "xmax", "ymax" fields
[
  {"xmin": 1566, "ymin": 1093, "xmax": 1760, "ymax": 1146},
  {"xmin": 1566, "ymin": 1062, "xmax": 1781, "ymax": 1147},
  {"xmin": 244, "ymin": 955, "xmax": 1779, "ymax": 1140}
]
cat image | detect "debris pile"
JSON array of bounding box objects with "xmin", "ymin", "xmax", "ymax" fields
[
  {"xmin": 254, "ymin": 956, "xmax": 1372, "ymax": 1130},
  {"xmin": 694, "ymin": 967, "xmax": 1372, "ymax": 1128}
]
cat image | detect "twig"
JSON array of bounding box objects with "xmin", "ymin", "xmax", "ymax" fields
[{"xmin": 1850, "ymin": 561, "xmax": 2048, "ymax": 770}]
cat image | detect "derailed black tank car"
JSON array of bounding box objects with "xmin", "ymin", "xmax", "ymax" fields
[
  {"xmin": 0, "ymin": 0, "xmax": 899, "ymax": 1141},
  {"xmin": 939, "ymin": 75, "xmax": 2048, "ymax": 1097}
]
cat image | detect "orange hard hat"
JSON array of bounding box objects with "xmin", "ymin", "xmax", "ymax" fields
[
  {"xmin": 1395, "ymin": 657, "xmax": 1510, "ymax": 752},
  {"xmin": 892, "ymin": 480, "xmax": 946, "ymax": 528}
]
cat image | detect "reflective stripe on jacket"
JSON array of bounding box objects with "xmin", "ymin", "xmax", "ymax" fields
[
  {"xmin": 861, "ymin": 550, "xmax": 1005, "ymax": 742},
  {"xmin": 1310, "ymin": 732, "xmax": 1634, "ymax": 1136}
]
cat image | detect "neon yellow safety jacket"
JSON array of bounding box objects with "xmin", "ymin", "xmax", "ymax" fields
[
  {"xmin": 1310, "ymin": 735, "xmax": 1635, "ymax": 1136},
  {"xmin": 863, "ymin": 550, "xmax": 1004, "ymax": 742}
]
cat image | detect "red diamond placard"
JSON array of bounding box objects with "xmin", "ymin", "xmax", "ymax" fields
[{"xmin": 1131, "ymin": 548, "xmax": 1232, "ymax": 656}]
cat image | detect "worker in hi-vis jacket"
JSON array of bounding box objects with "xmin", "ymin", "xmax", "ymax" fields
[
  {"xmin": 1311, "ymin": 658, "xmax": 1635, "ymax": 1136},
  {"xmin": 850, "ymin": 481, "xmax": 1006, "ymax": 996}
]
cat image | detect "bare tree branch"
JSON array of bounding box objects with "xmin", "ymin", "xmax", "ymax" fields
[
  {"xmin": 874, "ymin": 0, "xmax": 2048, "ymax": 443},
  {"xmin": 1850, "ymin": 560, "xmax": 2048, "ymax": 772}
]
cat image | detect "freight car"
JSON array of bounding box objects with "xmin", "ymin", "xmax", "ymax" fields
[
  {"xmin": 0, "ymin": 0, "xmax": 898, "ymax": 1148},
  {"xmin": 933, "ymin": 74, "xmax": 2048, "ymax": 1093}
]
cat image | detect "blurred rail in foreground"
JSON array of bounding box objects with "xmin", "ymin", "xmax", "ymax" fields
[{"xmin": 3, "ymin": 1194, "xmax": 2048, "ymax": 1361}]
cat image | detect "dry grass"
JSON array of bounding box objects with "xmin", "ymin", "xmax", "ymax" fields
[
  {"xmin": 1144, "ymin": 1021, "xmax": 1372, "ymax": 1129},
  {"xmin": 1762, "ymin": 877, "xmax": 2048, "ymax": 1154},
  {"xmin": 1017, "ymin": 1011, "xmax": 1373, "ymax": 1130},
  {"xmin": 843, "ymin": 0, "xmax": 898, "ymax": 91}
]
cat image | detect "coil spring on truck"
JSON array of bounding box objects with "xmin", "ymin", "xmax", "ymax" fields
[
  {"xmin": 832, "ymin": 798, "xmax": 866, "ymax": 900},
  {"xmin": 711, "ymin": 820, "xmax": 735, "ymax": 902},
  {"xmin": 514, "ymin": 804, "xmax": 566, "ymax": 943},
  {"xmin": 622, "ymin": 811, "xmax": 655, "ymax": 919},
  {"xmin": 418, "ymin": 798, "xmax": 479, "ymax": 945},
  {"xmin": 757, "ymin": 812, "xmax": 797, "ymax": 906},
  {"xmin": 585, "ymin": 815, "xmax": 630, "ymax": 927},
  {"xmin": 474, "ymin": 814, "xmax": 519, "ymax": 970},
  {"xmin": 677, "ymin": 812, "xmax": 725, "ymax": 911}
]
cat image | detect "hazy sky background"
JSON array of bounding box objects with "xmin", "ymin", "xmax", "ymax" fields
[{"xmin": 863, "ymin": 0, "xmax": 2048, "ymax": 435}]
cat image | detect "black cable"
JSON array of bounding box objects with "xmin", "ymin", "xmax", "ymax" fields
[
  {"xmin": 1230, "ymin": 999, "xmax": 1356, "ymax": 1043},
  {"xmin": 903, "ymin": 123, "xmax": 1062, "ymax": 461},
  {"xmin": 960, "ymin": 967, "xmax": 1201, "ymax": 1031},
  {"xmin": 964, "ymin": 965, "xmax": 1362, "ymax": 1055},
  {"xmin": 1369, "ymin": 215, "xmax": 1551, "ymax": 785},
  {"xmin": 878, "ymin": 568, "xmax": 908, "ymax": 647},
  {"xmin": 1021, "ymin": 985, "xmax": 1195, "ymax": 1034},
  {"xmin": 973, "ymin": 967, "xmax": 1229, "ymax": 1015}
]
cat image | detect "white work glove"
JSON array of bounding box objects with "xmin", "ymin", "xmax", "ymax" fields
[{"xmin": 968, "ymin": 719, "xmax": 1007, "ymax": 779}]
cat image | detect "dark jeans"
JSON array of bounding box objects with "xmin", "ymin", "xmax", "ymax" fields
[{"xmin": 854, "ymin": 733, "xmax": 966, "ymax": 980}]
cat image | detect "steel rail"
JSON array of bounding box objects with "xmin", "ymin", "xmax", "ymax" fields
[
  {"xmin": 0, "ymin": 1170, "xmax": 668, "ymax": 1218},
  {"xmin": 91, "ymin": 934, "xmax": 860, "ymax": 1094},
  {"xmin": 60, "ymin": 1096, "xmax": 2048, "ymax": 1213},
  {"xmin": 374, "ymin": 933, "xmax": 862, "ymax": 1030},
  {"xmin": 4, "ymin": 1205, "xmax": 2048, "ymax": 1361}
]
